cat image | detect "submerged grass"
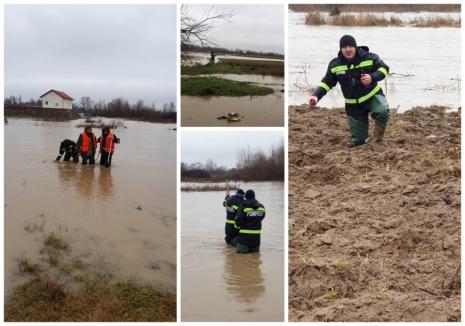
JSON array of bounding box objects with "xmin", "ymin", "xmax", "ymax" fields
[
  {"xmin": 181, "ymin": 77, "xmax": 274, "ymax": 96},
  {"xmin": 6, "ymin": 232, "xmax": 176, "ymax": 322},
  {"xmin": 182, "ymin": 58, "xmax": 284, "ymax": 77}
]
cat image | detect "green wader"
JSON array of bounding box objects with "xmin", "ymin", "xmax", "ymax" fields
[
  {"xmin": 348, "ymin": 94, "xmax": 389, "ymax": 147},
  {"xmin": 236, "ymin": 242, "xmax": 260, "ymax": 254}
]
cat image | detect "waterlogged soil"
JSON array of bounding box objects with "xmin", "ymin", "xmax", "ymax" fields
[
  {"xmin": 5, "ymin": 118, "xmax": 176, "ymax": 296},
  {"xmin": 181, "ymin": 182, "xmax": 284, "ymax": 321},
  {"xmin": 288, "ymin": 105, "xmax": 460, "ymax": 322}
]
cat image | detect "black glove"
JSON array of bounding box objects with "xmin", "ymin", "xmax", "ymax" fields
[{"xmin": 56, "ymin": 155, "xmax": 62, "ymax": 161}]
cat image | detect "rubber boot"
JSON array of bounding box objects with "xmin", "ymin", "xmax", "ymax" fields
[
  {"xmin": 370, "ymin": 95, "xmax": 389, "ymax": 143},
  {"xmin": 348, "ymin": 116, "xmax": 369, "ymax": 147}
]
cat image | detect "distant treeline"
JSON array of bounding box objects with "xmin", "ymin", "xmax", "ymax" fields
[
  {"xmin": 289, "ymin": 4, "xmax": 461, "ymax": 14},
  {"xmin": 85, "ymin": 98, "xmax": 176, "ymax": 123},
  {"xmin": 4, "ymin": 95, "xmax": 176, "ymax": 123},
  {"xmin": 181, "ymin": 142, "xmax": 284, "ymax": 182},
  {"xmin": 183, "ymin": 45, "xmax": 284, "ymax": 60}
]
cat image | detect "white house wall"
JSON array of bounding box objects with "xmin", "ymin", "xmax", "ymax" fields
[{"xmin": 41, "ymin": 92, "xmax": 72, "ymax": 110}]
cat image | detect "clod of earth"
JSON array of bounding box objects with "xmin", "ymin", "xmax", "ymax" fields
[{"xmin": 288, "ymin": 105, "xmax": 460, "ymax": 322}]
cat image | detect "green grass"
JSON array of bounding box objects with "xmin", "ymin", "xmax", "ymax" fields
[
  {"xmin": 181, "ymin": 58, "xmax": 284, "ymax": 77},
  {"xmin": 6, "ymin": 232, "xmax": 176, "ymax": 322},
  {"xmin": 322, "ymin": 289, "xmax": 337, "ymax": 299},
  {"xmin": 181, "ymin": 77, "xmax": 274, "ymax": 96},
  {"xmin": 5, "ymin": 278, "xmax": 176, "ymax": 322}
]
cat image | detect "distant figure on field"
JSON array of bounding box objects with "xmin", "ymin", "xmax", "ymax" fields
[
  {"xmin": 210, "ymin": 50, "xmax": 216, "ymax": 64},
  {"xmin": 235, "ymin": 190, "xmax": 266, "ymax": 254},
  {"xmin": 98, "ymin": 127, "xmax": 119, "ymax": 168},
  {"xmin": 309, "ymin": 35, "xmax": 390, "ymax": 147},
  {"xmin": 77, "ymin": 126, "xmax": 97, "ymax": 165},
  {"xmin": 223, "ymin": 189, "xmax": 245, "ymax": 245},
  {"xmin": 56, "ymin": 139, "xmax": 79, "ymax": 163}
]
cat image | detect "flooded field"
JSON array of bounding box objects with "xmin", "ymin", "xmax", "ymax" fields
[
  {"xmin": 181, "ymin": 181, "xmax": 284, "ymax": 321},
  {"xmin": 288, "ymin": 11, "xmax": 461, "ymax": 111},
  {"xmin": 182, "ymin": 52, "xmax": 284, "ymax": 126},
  {"xmin": 5, "ymin": 118, "xmax": 176, "ymax": 296}
]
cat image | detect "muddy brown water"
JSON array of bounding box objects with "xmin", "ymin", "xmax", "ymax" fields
[
  {"xmin": 181, "ymin": 181, "xmax": 284, "ymax": 321},
  {"xmin": 4, "ymin": 118, "xmax": 176, "ymax": 295},
  {"xmin": 181, "ymin": 73, "xmax": 284, "ymax": 127}
]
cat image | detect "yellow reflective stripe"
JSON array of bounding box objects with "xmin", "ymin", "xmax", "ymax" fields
[
  {"xmin": 256, "ymin": 207, "xmax": 266, "ymax": 212},
  {"xmin": 358, "ymin": 85, "xmax": 381, "ymax": 103},
  {"xmin": 331, "ymin": 65, "xmax": 348, "ymax": 73},
  {"xmin": 377, "ymin": 67, "xmax": 388, "ymax": 77},
  {"xmin": 231, "ymin": 205, "xmax": 238, "ymax": 210},
  {"xmin": 239, "ymin": 229, "xmax": 261, "ymax": 234},
  {"xmin": 344, "ymin": 85, "xmax": 381, "ymax": 104},
  {"xmin": 345, "ymin": 98, "xmax": 357, "ymax": 104},
  {"xmin": 226, "ymin": 219, "xmax": 235, "ymax": 224},
  {"xmin": 243, "ymin": 208, "xmax": 254, "ymax": 212},
  {"xmin": 320, "ymin": 82, "xmax": 330, "ymax": 92},
  {"xmin": 356, "ymin": 60, "xmax": 373, "ymax": 68}
]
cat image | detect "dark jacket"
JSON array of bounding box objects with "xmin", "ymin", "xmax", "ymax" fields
[
  {"xmin": 59, "ymin": 139, "xmax": 77, "ymax": 155},
  {"xmin": 235, "ymin": 198, "xmax": 266, "ymax": 248},
  {"xmin": 223, "ymin": 194, "xmax": 244, "ymax": 242},
  {"xmin": 313, "ymin": 46, "xmax": 389, "ymax": 107}
]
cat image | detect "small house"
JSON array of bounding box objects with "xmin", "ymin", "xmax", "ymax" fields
[{"xmin": 40, "ymin": 89, "xmax": 74, "ymax": 110}]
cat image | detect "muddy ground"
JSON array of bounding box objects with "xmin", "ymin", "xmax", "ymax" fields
[{"xmin": 288, "ymin": 105, "xmax": 461, "ymax": 322}]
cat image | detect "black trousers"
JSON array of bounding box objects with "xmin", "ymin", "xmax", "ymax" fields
[
  {"xmin": 100, "ymin": 151, "xmax": 113, "ymax": 166},
  {"xmin": 63, "ymin": 152, "xmax": 79, "ymax": 163},
  {"xmin": 81, "ymin": 153, "xmax": 95, "ymax": 165}
]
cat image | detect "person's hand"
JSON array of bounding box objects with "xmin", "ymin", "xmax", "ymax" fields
[
  {"xmin": 309, "ymin": 96, "xmax": 318, "ymax": 107},
  {"xmin": 56, "ymin": 155, "xmax": 62, "ymax": 161},
  {"xmin": 361, "ymin": 73, "xmax": 372, "ymax": 87}
]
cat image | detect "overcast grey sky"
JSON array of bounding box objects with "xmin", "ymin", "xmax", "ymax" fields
[
  {"xmin": 183, "ymin": 4, "xmax": 284, "ymax": 54},
  {"xmin": 5, "ymin": 5, "xmax": 176, "ymax": 107},
  {"xmin": 182, "ymin": 130, "xmax": 283, "ymax": 168}
]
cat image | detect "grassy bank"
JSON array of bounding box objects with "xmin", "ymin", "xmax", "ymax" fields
[
  {"xmin": 304, "ymin": 12, "xmax": 460, "ymax": 27},
  {"xmin": 181, "ymin": 59, "xmax": 284, "ymax": 77},
  {"xmin": 181, "ymin": 77, "xmax": 274, "ymax": 96},
  {"xmin": 305, "ymin": 12, "xmax": 461, "ymax": 28},
  {"xmin": 5, "ymin": 232, "xmax": 176, "ymax": 322}
]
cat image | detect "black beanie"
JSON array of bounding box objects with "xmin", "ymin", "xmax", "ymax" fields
[
  {"xmin": 245, "ymin": 190, "xmax": 255, "ymax": 200},
  {"xmin": 340, "ymin": 35, "xmax": 357, "ymax": 49}
]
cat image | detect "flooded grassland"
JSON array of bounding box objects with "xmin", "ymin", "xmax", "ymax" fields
[
  {"xmin": 181, "ymin": 181, "xmax": 284, "ymax": 321},
  {"xmin": 4, "ymin": 118, "xmax": 176, "ymax": 321},
  {"xmin": 181, "ymin": 55, "xmax": 284, "ymax": 126}
]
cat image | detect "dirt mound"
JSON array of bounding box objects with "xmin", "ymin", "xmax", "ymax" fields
[{"xmin": 288, "ymin": 105, "xmax": 461, "ymax": 322}]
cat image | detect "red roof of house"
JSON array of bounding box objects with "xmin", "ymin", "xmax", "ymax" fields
[{"xmin": 39, "ymin": 89, "xmax": 74, "ymax": 101}]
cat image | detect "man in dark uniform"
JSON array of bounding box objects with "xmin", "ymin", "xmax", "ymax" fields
[
  {"xmin": 235, "ymin": 189, "xmax": 266, "ymax": 254},
  {"xmin": 223, "ymin": 189, "xmax": 245, "ymax": 245},
  {"xmin": 56, "ymin": 139, "xmax": 79, "ymax": 162},
  {"xmin": 97, "ymin": 127, "xmax": 119, "ymax": 168},
  {"xmin": 309, "ymin": 35, "xmax": 390, "ymax": 147},
  {"xmin": 77, "ymin": 126, "xmax": 97, "ymax": 165}
]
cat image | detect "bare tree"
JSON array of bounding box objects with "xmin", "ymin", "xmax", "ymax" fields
[{"xmin": 181, "ymin": 5, "xmax": 236, "ymax": 62}]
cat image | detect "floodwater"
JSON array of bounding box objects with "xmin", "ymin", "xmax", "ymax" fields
[
  {"xmin": 288, "ymin": 11, "xmax": 461, "ymax": 111},
  {"xmin": 182, "ymin": 52, "xmax": 284, "ymax": 127},
  {"xmin": 181, "ymin": 181, "xmax": 284, "ymax": 321},
  {"xmin": 185, "ymin": 52, "xmax": 285, "ymax": 66},
  {"xmin": 4, "ymin": 118, "xmax": 176, "ymax": 295}
]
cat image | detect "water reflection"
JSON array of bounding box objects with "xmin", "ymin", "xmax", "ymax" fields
[
  {"xmin": 223, "ymin": 246, "xmax": 265, "ymax": 305},
  {"xmin": 77, "ymin": 166, "xmax": 96, "ymax": 200},
  {"xmin": 97, "ymin": 166, "xmax": 113, "ymax": 200}
]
